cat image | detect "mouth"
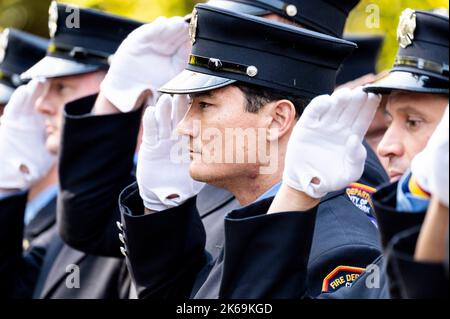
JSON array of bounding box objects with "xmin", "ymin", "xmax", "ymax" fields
[{"xmin": 388, "ymin": 170, "xmax": 403, "ymax": 182}]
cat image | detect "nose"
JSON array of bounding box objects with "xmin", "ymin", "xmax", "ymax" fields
[
  {"xmin": 177, "ymin": 105, "xmax": 200, "ymax": 138},
  {"xmin": 377, "ymin": 124, "xmax": 405, "ymax": 161},
  {"xmin": 34, "ymin": 87, "xmax": 58, "ymax": 116}
]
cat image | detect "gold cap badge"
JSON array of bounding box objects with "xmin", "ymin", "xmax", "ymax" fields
[
  {"xmin": 48, "ymin": 1, "xmax": 59, "ymax": 38},
  {"xmin": 397, "ymin": 8, "xmax": 416, "ymax": 49},
  {"xmin": 189, "ymin": 8, "xmax": 198, "ymax": 45},
  {"xmin": 0, "ymin": 29, "xmax": 9, "ymax": 64}
]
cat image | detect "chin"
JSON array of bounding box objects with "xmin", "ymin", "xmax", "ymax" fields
[
  {"xmin": 189, "ymin": 162, "xmax": 216, "ymax": 183},
  {"xmin": 46, "ymin": 135, "xmax": 60, "ymax": 155}
]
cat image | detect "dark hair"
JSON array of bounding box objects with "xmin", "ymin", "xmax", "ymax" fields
[{"xmin": 233, "ymin": 82, "xmax": 309, "ymax": 119}]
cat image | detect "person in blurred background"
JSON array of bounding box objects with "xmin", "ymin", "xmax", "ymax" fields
[
  {"xmin": 364, "ymin": 8, "xmax": 449, "ymax": 298},
  {"xmin": 0, "ymin": 28, "xmax": 47, "ymax": 116},
  {"xmin": 0, "ymin": 2, "xmax": 141, "ymax": 298}
]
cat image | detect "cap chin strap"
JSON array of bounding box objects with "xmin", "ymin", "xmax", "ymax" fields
[
  {"xmin": 189, "ymin": 54, "xmax": 259, "ymax": 78},
  {"xmin": 47, "ymin": 42, "xmax": 111, "ymax": 65}
]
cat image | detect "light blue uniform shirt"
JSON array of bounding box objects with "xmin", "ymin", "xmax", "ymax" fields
[{"xmin": 24, "ymin": 184, "xmax": 58, "ymax": 225}]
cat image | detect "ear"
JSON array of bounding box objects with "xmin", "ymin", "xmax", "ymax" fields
[{"xmin": 264, "ymin": 100, "xmax": 297, "ymax": 142}]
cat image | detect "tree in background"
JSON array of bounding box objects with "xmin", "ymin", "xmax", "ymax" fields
[{"xmin": 0, "ymin": 0, "xmax": 448, "ymax": 71}]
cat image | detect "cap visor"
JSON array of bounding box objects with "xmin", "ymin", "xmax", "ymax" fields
[
  {"xmin": 206, "ymin": 0, "xmax": 271, "ymax": 16},
  {"xmin": 363, "ymin": 71, "xmax": 449, "ymax": 95},
  {"xmin": 0, "ymin": 83, "xmax": 14, "ymax": 104},
  {"xmin": 20, "ymin": 56, "xmax": 100, "ymax": 80},
  {"xmin": 159, "ymin": 69, "xmax": 236, "ymax": 94}
]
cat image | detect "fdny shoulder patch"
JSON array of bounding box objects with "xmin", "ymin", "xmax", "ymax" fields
[
  {"xmin": 322, "ymin": 266, "xmax": 365, "ymax": 293},
  {"xmin": 346, "ymin": 182, "xmax": 376, "ymax": 215}
]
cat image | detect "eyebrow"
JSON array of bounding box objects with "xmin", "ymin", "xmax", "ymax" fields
[
  {"xmin": 396, "ymin": 105, "xmax": 428, "ymax": 117},
  {"xmin": 386, "ymin": 99, "xmax": 427, "ymax": 117},
  {"xmin": 189, "ymin": 91, "xmax": 215, "ymax": 100}
]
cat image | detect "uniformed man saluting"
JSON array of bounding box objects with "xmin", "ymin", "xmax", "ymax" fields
[
  {"xmin": 114, "ymin": 4, "xmax": 384, "ymax": 299},
  {"xmin": 57, "ymin": 0, "xmax": 386, "ymax": 271},
  {"xmin": 0, "ymin": 2, "xmax": 141, "ymax": 298},
  {"xmin": 363, "ymin": 9, "xmax": 449, "ymax": 299}
]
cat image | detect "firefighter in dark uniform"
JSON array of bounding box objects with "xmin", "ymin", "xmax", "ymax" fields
[
  {"xmin": 113, "ymin": 3, "xmax": 386, "ymax": 299},
  {"xmin": 363, "ymin": 9, "xmax": 449, "ymax": 298},
  {"xmin": 0, "ymin": 2, "xmax": 141, "ymax": 298},
  {"xmin": 56, "ymin": 0, "xmax": 386, "ymax": 273},
  {"xmin": 0, "ymin": 28, "xmax": 47, "ymax": 116}
]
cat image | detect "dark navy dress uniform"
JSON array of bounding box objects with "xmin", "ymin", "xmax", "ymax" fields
[
  {"xmin": 56, "ymin": 0, "xmax": 372, "ymax": 264},
  {"xmin": 114, "ymin": 4, "xmax": 386, "ymax": 299},
  {"xmin": 364, "ymin": 9, "xmax": 450, "ymax": 299},
  {"xmin": 0, "ymin": 193, "xmax": 126, "ymax": 299},
  {"xmin": 0, "ymin": 28, "xmax": 47, "ymax": 106},
  {"xmin": 56, "ymin": 0, "xmax": 387, "ymax": 299},
  {"xmin": 0, "ymin": 2, "xmax": 142, "ymax": 299}
]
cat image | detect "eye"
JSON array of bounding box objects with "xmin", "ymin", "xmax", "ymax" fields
[
  {"xmin": 406, "ymin": 117, "xmax": 423, "ymax": 130},
  {"xmin": 199, "ymin": 102, "xmax": 212, "ymax": 109},
  {"xmin": 55, "ymin": 82, "xmax": 68, "ymax": 94}
]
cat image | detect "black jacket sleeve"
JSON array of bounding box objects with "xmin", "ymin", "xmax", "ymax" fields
[
  {"xmin": 118, "ymin": 183, "xmax": 207, "ymax": 299},
  {"xmin": 372, "ymin": 182, "xmax": 425, "ymax": 248},
  {"xmin": 0, "ymin": 193, "xmax": 55, "ymax": 298},
  {"xmin": 386, "ymin": 227, "xmax": 448, "ymax": 299},
  {"xmin": 371, "ymin": 182, "xmax": 447, "ymax": 299},
  {"xmin": 196, "ymin": 195, "xmax": 382, "ymax": 299},
  {"xmin": 217, "ymin": 199, "xmax": 317, "ymax": 299},
  {"xmin": 119, "ymin": 183, "xmax": 384, "ymax": 299},
  {"xmin": 118, "ymin": 186, "xmax": 318, "ymax": 299},
  {"xmin": 58, "ymin": 95, "xmax": 142, "ymax": 257}
]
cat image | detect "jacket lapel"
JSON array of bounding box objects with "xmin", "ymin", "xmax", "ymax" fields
[
  {"xmin": 24, "ymin": 197, "xmax": 57, "ymax": 241},
  {"xmin": 38, "ymin": 241, "xmax": 87, "ymax": 298}
]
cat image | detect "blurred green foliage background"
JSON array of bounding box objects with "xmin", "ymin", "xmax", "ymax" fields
[{"xmin": 1, "ymin": 0, "xmax": 448, "ymax": 71}]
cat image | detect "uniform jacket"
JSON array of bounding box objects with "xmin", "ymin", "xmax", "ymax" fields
[
  {"xmin": 118, "ymin": 182, "xmax": 383, "ymax": 299},
  {"xmin": 372, "ymin": 182, "xmax": 448, "ymax": 299}
]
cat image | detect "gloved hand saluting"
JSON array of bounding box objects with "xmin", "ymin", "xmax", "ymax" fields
[
  {"xmin": 137, "ymin": 94, "xmax": 204, "ymax": 212},
  {"xmin": 101, "ymin": 16, "xmax": 190, "ymax": 113},
  {"xmin": 411, "ymin": 106, "xmax": 449, "ymax": 207},
  {"xmin": 283, "ymin": 88, "xmax": 380, "ymax": 198},
  {"xmin": 0, "ymin": 80, "xmax": 55, "ymax": 190}
]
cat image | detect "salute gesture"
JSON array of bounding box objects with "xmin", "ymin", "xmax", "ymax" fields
[
  {"xmin": 100, "ymin": 17, "xmax": 190, "ymax": 113},
  {"xmin": 283, "ymin": 88, "xmax": 381, "ymax": 199},
  {"xmin": 137, "ymin": 94, "xmax": 204, "ymax": 212},
  {"xmin": 0, "ymin": 80, "xmax": 55, "ymax": 191}
]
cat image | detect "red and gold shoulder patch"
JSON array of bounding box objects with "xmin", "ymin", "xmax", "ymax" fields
[
  {"xmin": 322, "ymin": 266, "xmax": 365, "ymax": 293},
  {"xmin": 346, "ymin": 182, "xmax": 376, "ymax": 214}
]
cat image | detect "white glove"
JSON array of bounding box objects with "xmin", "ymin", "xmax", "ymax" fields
[
  {"xmin": 411, "ymin": 106, "xmax": 449, "ymax": 207},
  {"xmin": 136, "ymin": 94, "xmax": 204, "ymax": 211},
  {"xmin": 101, "ymin": 16, "xmax": 190, "ymax": 113},
  {"xmin": 0, "ymin": 80, "xmax": 55, "ymax": 190},
  {"xmin": 283, "ymin": 88, "xmax": 381, "ymax": 198}
]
